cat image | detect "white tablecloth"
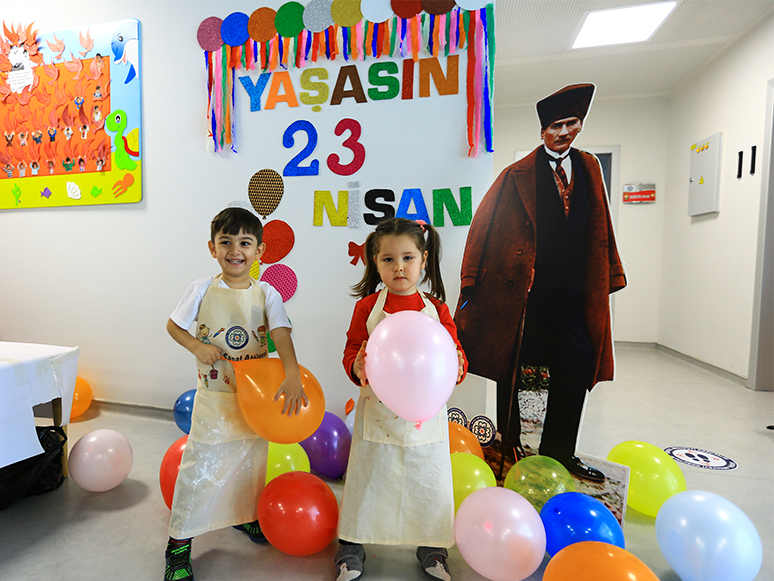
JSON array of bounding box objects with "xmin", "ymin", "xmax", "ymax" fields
[{"xmin": 0, "ymin": 342, "xmax": 79, "ymax": 468}]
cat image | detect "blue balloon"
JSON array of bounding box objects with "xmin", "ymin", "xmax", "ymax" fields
[
  {"xmin": 656, "ymin": 490, "xmax": 762, "ymax": 581},
  {"xmin": 299, "ymin": 412, "xmax": 352, "ymax": 479},
  {"xmin": 541, "ymin": 492, "xmax": 625, "ymax": 557},
  {"xmin": 173, "ymin": 389, "xmax": 196, "ymax": 434}
]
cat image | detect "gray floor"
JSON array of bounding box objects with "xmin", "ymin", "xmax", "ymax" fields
[{"xmin": 1, "ymin": 344, "xmax": 771, "ymax": 581}]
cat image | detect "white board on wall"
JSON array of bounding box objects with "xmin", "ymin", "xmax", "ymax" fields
[{"xmin": 688, "ymin": 132, "xmax": 722, "ymax": 216}]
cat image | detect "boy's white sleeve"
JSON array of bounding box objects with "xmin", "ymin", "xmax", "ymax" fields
[
  {"xmin": 170, "ymin": 278, "xmax": 212, "ymax": 331},
  {"xmin": 260, "ymin": 282, "xmax": 291, "ymax": 332}
]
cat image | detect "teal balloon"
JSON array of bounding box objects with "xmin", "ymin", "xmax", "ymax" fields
[
  {"xmin": 656, "ymin": 490, "xmax": 762, "ymax": 581},
  {"xmin": 504, "ymin": 455, "xmax": 575, "ymax": 512}
]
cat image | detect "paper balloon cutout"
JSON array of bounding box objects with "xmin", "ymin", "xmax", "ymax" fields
[
  {"xmin": 303, "ymin": 0, "xmax": 334, "ymax": 33},
  {"xmin": 248, "ymin": 169, "xmax": 284, "ymax": 218},
  {"xmin": 392, "ymin": 0, "xmax": 422, "ymax": 19},
  {"xmin": 275, "ymin": 1, "xmax": 306, "ymax": 38},
  {"xmin": 221, "ymin": 12, "xmax": 250, "ymax": 47},
  {"xmin": 262, "ymin": 220, "xmax": 295, "ymax": 264},
  {"xmin": 197, "ymin": 17, "xmax": 224, "ymax": 52},
  {"xmin": 232, "ymin": 358, "xmax": 325, "ymax": 444},
  {"xmin": 248, "ymin": 7, "xmax": 277, "ymax": 42},
  {"xmin": 261, "ymin": 264, "xmax": 298, "ymax": 302},
  {"xmin": 422, "ymin": 0, "xmax": 456, "ymax": 15},
  {"xmin": 331, "ymin": 0, "xmax": 363, "ymax": 27},
  {"xmin": 361, "ymin": 0, "xmax": 394, "ymax": 23}
]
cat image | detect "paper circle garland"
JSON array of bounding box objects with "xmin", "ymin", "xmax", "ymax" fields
[
  {"xmin": 422, "ymin": 0, "xmax": 456, "ymax": 15},
  {"xmin": 331, "ymin": 0, "xmax": 363, "ymax": 27},
  {"xmin": 248, "ymin": 7, "xmax": 278, "ymax": 43},
  {"xmin": 248, "ymin": 169, "xmax": 284, "ymax": 218},
  {"xmin": 391, "ymin": 0, "xmax": 423, "ymax": 19},
  {"xmin": 221, "ymin": 12, "xmax": 250, "ymax": 47},
  {"xmin": 262, "ymin": 220, "xmax": 295, "ymax": 264},
  {"xmin": 275, "ymin": 2, "xmax": 306, "ymax": 38},
  {"xmin": 303, "ymin": 0, "xmax": 334, "ymax": 33},
  {"xmin": 261, "ymin": 264, "xmax": 298, "ymax": 302},
  {"xmin": 360, "ymin": 0, "xmax": 394, "ymax": 23},
  {"xmin": 455, "ymin": 0, "xmax": 490, "ymax": 10},
  {"xmin": 197, "ymin": 17, "xmax": 224, "ymax": 52}
]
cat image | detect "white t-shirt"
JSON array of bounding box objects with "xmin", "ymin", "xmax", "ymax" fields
[{"xmin": 170, "ymin": 277, "xmax": 290, "ymax": 333}]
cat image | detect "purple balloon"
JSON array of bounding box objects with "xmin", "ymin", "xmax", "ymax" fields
[{"xmin": 300, "ymin": 412, "xmax": 352, "ymax": 479}]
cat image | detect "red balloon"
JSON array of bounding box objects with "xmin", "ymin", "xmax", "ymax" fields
[
  {"xmin": 257, "ymin": 471, "xmax": 338, "ymax": 556},
  {"xmin": 159, "ymin": 435, "xmax": 188, "ymax": 510}
]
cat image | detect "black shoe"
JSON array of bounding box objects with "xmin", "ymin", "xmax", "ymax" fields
[
  {"xmin": 164, "ymin": 538, "xmax": 194, "ymax": 581},
  {"xmin": 233, "ymin": 520, "xmax": 268, "ymax": 544},
  {"xmin": 335, "ymin": 542, "xmax": 365, "ymax": 581},
  {"xmin": 563, "ymin": 456, "xmax": 605, "ymax": 482}
]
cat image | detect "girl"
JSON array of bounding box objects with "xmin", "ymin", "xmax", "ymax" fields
[{"xmin": 338, "ymin": 218, "xmax": 467, "ymax": 581}]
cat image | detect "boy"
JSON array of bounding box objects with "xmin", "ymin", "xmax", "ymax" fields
[{"xmin": 164, "ymin": 207, "xmax": 307, "ymax": 581}]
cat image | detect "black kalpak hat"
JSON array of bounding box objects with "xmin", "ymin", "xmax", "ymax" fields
[{"xmin": 536, "ymin": 83, "xmax": 595, "ymax": 129}]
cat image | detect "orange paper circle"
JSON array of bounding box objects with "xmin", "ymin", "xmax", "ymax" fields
[{"xmin": 248, "ymin": 7, "xmax": 278, "ymax": 43}]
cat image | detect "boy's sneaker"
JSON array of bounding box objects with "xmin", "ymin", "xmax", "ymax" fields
[
  {"xmin": 164, "ymin": 538, "xmax": 193, "ymax": 581},
  {"xmin": 335, "ymin": 542, "xmax": 365, "ymax": 581},
  {"xmin": 233, "ymin": 520, "xmax": 267, "ymax": 544},
  {"xmin": 417, "ymin": 547, "xmax": 451, "ymax": 581}
]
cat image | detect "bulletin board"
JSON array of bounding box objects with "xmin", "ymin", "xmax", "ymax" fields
[{"xmin": 0, "ymin": 19, "xmax": 142, "ymax": 210}]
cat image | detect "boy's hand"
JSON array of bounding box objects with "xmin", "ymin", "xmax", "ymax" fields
[
  {"xmin": 193, "ymin": 343, "xmax": 222, "ymax": 366},
  {"xmin": 456, "ymin": 349, "xmax": 465, "ymax": 384},
  {"xmin": 274, "ymin": 376, "xmax": 309, "ymax": 416},
  {"xmin": 353, "ymin": 341, "xmax": 368, "ymax": 387}
]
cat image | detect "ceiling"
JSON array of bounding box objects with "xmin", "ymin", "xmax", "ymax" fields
[{"xmin": 492, "ymin": 0, "xmax": 773, "ymax": 108}]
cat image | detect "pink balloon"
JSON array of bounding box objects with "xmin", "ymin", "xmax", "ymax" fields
[
  {"xmin": 69, "ymin": 429, "xmax": 134, "ymax": 492},
  {"xmin": 365, "ymin": 311, "xmax": 458, "ymax": 424},
  {"xmin": 454, "ymin": 487, "xmax": 547, "ymax": 581}
]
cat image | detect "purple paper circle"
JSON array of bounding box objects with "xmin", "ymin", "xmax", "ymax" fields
[
  {"xmin": 221, "ymin": 12, "xmax": 250, "ymax": 47},
  {"xmin": 197, "ymin": 17, "xmax": 224, "ymax": 52},
  {"xmin": 260, "ymin": 264, "xmax": 298, "ymax": 302}
]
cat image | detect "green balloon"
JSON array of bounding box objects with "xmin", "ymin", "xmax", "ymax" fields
[
  {"xmin": 504, "ymin": 455, "xmax": 575, "ymax": 512},
  {"xmin": 266, "ymin": 442, "xmax": 310, "ymax": 484}
]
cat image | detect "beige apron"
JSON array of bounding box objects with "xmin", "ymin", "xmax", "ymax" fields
[
  {"xmin": 338, "ymin": 288, "xmax": 455, "ymax": 547},
  {"xmin": 169, "ymin": 275, "xmax": 270, "ymax": 539}
]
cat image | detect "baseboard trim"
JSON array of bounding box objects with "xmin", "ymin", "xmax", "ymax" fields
[
  {"xmin": 92, "ymin": 399, "xmax": 174, "ymax": 421},
  {"xmin": 615, "ymin": 341, "xmax": 748, "ymax": 386}
]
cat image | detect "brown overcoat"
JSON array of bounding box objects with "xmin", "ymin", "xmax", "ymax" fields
[{"xmin": 454, "ymin": 146, "xmax": 627, "ymax": 388}]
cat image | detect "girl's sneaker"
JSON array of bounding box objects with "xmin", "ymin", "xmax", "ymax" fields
[{"xmin": 417, "ymin": 546, "xmax": 451, "ymax": 581}]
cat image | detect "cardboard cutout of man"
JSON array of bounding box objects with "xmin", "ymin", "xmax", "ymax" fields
[{"xmin": 454, "ymin": 83, "xmax": 626, "ymax": 481}]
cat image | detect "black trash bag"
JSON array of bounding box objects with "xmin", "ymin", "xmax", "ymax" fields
[{"xmin": 0, "ymin": 425, "xmax": 67, "ymax": 510}]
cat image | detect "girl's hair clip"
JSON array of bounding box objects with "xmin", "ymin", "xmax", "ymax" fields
[{"xmin": 415, "ymin": 219, "xmax": 427, "ymax": 232}]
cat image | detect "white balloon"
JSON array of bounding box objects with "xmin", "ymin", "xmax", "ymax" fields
[{"xmin": 69, "ymin": 429, "xmax": 133, "ymax": 492}]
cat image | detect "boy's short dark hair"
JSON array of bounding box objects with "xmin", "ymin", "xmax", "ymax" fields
[{"xmin": 210, "ymin": 207, "xmax": 263, "ymax": 243}]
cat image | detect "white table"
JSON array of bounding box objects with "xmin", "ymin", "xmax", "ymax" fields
[{"xmin": 0, "ymin": 342, "xmax": 79, "ymax": 468}]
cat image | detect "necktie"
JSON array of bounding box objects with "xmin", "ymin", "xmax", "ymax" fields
[{"xmin": 554, "ymin": 158, "xmax": 568, "ymax": 189}]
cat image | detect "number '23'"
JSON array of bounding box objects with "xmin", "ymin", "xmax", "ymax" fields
[{"xmin": 282, "ymin": 118, "xmax": 365, "ymax": 177}]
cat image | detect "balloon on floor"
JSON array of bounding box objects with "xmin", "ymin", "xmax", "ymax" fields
[
  {"xmin": 232, "ymin": 359, "xmax": 325, "ymax": 444},
  {"xmin": 448, "ymin": 421, "xmax": 484, "ymax": 459},
  {"xmin": 70, "ymin": 377, "xmax": 93, "ymax": 420},
  {"xmin": 299, "ymin": 411, "xmax": 351, "ymax": 479},
  {"xmin": 455, "ymin": 487, "xmax": 545, "ymax": 581},
  {"xmin": 607, "ymin": 440, "xmax": 686, "ymax": 516},
  {"xmin": 451, "ymin": 452, "xmax": 496, "ymax": 512},
  {"xmin": 656, "ymin": 490, "xmax": 762, "ymax": 581},
  {"xmin": 543, "ymin": 541, "xmax": 659, "ymax": 581},
  {"xmin": 69, "ymin": 429, "xmax": 133, "ymax": 492},
  {"xmin": 172, "ymin": 389, "xmax": 196, "ymax": 434},
  {"xmin": 159, "ymin": 435, "xmax": 188, "ymax": 509},
  {"xmin": 266, "ymin": 442, "xmax": 310, "ymax": 484},
  {"xmin": 257, "ymin": 471, "xmax": 338, "ymax": 556},
  {"xmin": 541, "ymin": 492, "xmax": 625, "ymax": 557},
  {"xmin": 503, "ymin": 454, "xmax": 575, "ymax": 512}
]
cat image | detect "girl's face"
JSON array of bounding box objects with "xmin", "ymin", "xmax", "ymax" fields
[{"xmin": 374, "ymin": 234, "xmax": 427, "ymax": 296}]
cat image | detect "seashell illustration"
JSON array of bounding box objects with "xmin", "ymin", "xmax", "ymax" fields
[{"xmin": 66, "ymin": 181, "xmax": 81, "ymax": 200}]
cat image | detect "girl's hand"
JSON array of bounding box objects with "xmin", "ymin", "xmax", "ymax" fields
[
  {"xmin": 194, "ymin": 343, "xmax": 222, "ymax": 366},
  {"xmin": 353, "ymin": 341, "xmax": 368, "ymax": 386},
  {"xmin": 456, "ymin": 349, "xmax": 465, "ymax": 384},
  {"xmin": 274, "ymin": 376, "xmax": 309, "ymax": 416}
]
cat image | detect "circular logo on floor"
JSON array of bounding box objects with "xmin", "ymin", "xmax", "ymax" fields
[{"xmin": 663, "ymin": 446, "xmax": 738, "ymax": 471}]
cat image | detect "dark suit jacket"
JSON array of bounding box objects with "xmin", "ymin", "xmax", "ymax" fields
[{"xmin": 454, "ymin": 146, "xmax": 627, "ymax": 388}]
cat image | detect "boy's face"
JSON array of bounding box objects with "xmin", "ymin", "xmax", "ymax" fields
[{"xmin": 208, "ymin": 229, "xmax": 265, "ymax": 284}]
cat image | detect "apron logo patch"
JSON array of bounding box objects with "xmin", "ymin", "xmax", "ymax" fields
[{"xmin": 225, "ymin": 326, "xmax": 249, "ymax": 350}]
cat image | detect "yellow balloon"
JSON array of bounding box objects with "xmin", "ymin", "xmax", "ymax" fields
[
  {"xmin": 70, "ymin": 377, "xmax": 93, "ymax": 420},
  {"xmin": 451, "ymin": 452, "xmax": 496, "ymax": 512},
  {"xmin": 504, "ymin": 455, "xmax": 575, "ymax": 513},
  {"xmin": 266, "ymin": 443, "xmax": 310, "ymax": 484},
  {"xmin": 607, "ymin": 441, "xmax": 686, "ymax": 517}
]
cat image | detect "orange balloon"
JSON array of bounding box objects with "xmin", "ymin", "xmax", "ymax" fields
[
  {"xmin": 159, "ymin": 435, "xmax": 188, "ymax": 510},
  {"xmin": 544, "ymin": 541, "xmax": 660, "ymax": 581},
  {"xmin": 448, "ymin": 421, "xmax": 484, "ymax": 460},
  {"xmin": 70, "ymin": 377, "xmax": 93, "ymax": 419},
  {"xmin": 232, "ymin": 358, "xmax": 325, "ymax": 444}
]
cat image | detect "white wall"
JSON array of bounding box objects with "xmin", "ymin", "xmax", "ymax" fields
[
  {"xmin": 492, "ymin": 98, "xmax": 669, "ymax": 344},
  {"xmin": 0, "ymin": 0, "xmax": 492, "ymax": 412},
  {"xmin": 659, "ymin": 13, "xmax": 774, "ymax": 378}
]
